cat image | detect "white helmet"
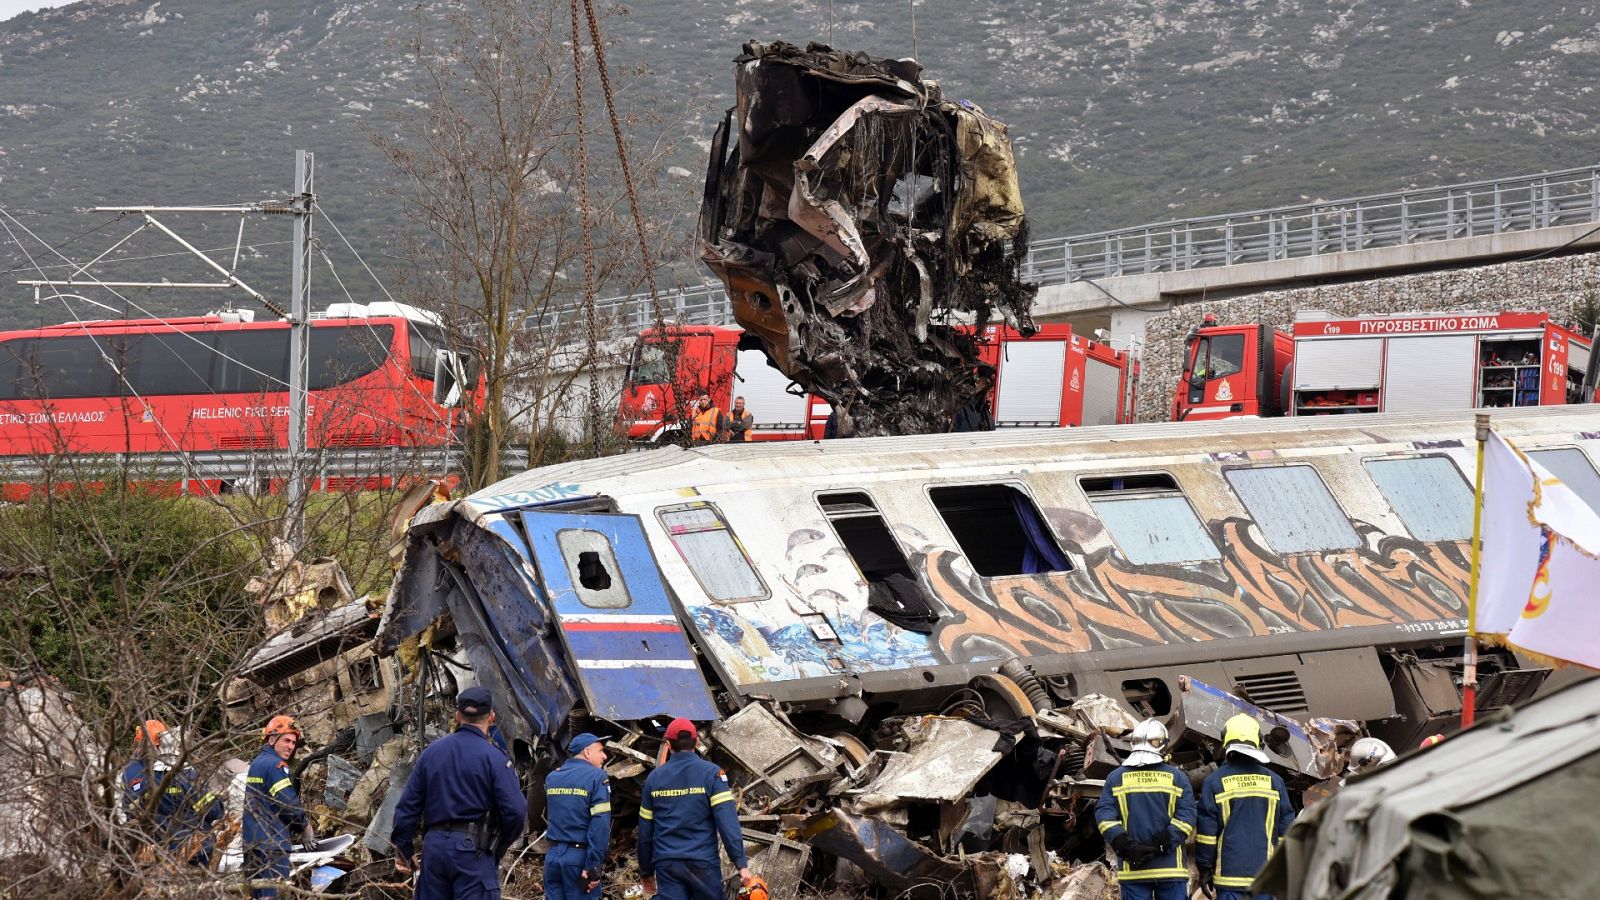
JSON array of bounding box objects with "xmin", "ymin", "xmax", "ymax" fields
[
  {"xmin": 1125, "ymin": 719, "xmax": 1169, "ymax": 766},
  {"xmin": 1346, "ymin": 737, "xmax": 1396, "ymax": 775}
]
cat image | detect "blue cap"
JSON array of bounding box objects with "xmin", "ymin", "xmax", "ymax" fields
[
  {"xmin": 568, "ymin": 733, "xmax": 603, "ymax": 756},
  {"xmin": 457, "ymin": 686, "xmax": 493, "ymax": 716}
]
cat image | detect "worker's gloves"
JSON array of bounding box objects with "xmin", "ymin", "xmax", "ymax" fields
[
  {"xmin": 1111, "ymin": 834, "xmax": 1160, "ymax": 866},
  {"xmin": 1196, "ymin": 871, "xmax": 1216, "ymax": 899},
  {"xmin": 1149, "ymin": 831, "xmax": 1172, "ymax": 854},
  {"xmin": 1109, "ymin": 833, "xmax": 1134, "ymax": 856},
  {"xmin": 301, "ymin": 822, "xmax": 319, "ymax": 849}
]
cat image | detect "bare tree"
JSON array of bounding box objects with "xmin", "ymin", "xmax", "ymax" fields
[{"xmin": 372, "ymin": 0, "xmax": 689, "ymax": 490}]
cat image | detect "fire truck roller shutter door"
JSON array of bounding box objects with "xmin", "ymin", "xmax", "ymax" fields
[
  {"xmin": 994, "ymin": 340, "xmax": 1066, "ymax": 426},
  {"xmin": 1083, "ymin": 357, "xmax": 1121, "ymax": 426},
  {"xmin": 1294, "ymin": 338, "xmax": 1383, "ymax": 392},
  {"xmin": 1382, "ymin": 335, "xmax": 1477, "ymax": 413},
  {"xmin": 734, "ymin": 349, "xmax": 808, "ymax": 432}
]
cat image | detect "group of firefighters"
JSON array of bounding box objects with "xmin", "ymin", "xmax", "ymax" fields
[
  {"xmin": 120, "ymin": 689, "xmax": 758, "ymax": 900},
  {"xmin": 122, "ymin": 690, "xmax": 1403, "ymax": 900}
]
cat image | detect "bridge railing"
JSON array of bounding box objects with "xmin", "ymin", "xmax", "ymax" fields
[
  {"xmin": 1040, "ymin": 165, "xmax": 1600, "ymax": 282},
  {"xmin": 533, "ymin": 166, "xmax": 1600, "ymax": 335}
]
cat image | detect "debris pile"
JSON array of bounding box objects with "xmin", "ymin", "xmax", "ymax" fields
[{"xmin": 699, "ymin": 40, "xmax": 1038, "ymax": 437}]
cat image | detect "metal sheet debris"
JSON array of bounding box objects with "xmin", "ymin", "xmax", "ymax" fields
[
  {"xmin": 1179, "ymin": 675, "xmax": 1357, "ymax": 780},
  {"xmin": 855, "ymin": 717, "xmax": 1004, "ymax": 810}
]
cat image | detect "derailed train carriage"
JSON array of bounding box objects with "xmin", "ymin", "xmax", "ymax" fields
[{"xmin": 376, "ymin": 406, "xmax": 1585, "ymax": 876}]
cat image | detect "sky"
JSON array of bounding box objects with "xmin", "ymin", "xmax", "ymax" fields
[{"xmin": 0, "ymin": 0, "xmax": 76, "ymax": 22}]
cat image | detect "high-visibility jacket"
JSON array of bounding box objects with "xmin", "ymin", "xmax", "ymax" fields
[
  {"xmin": 242, "ymin": 745, "xmax": 305, "ymax": 852},
  {"xmin": 121, "ymin": 759, "xmax": 223, "ymax": 849},
  {"xmin": 1095, "ymin": 762, "xmax": 1197, "ymax": 883},
  {"xmin": 544, "ymin": 757, "xmax": 612, "ymax": 877},
  {"xmin": 1196, "ymin": 757, "xmax": 1295, "ymax": 890},
  {"xmin": 690, "ymin": 407, "xmax": 724, "ymax": 443},
  {"xmin": 637, "ymin": 750, "xmax": 747, "ymax": 875}
]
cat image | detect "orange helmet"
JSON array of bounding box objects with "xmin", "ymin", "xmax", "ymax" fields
[
  {"xmin": 1420, "ymin": 733, "xmax": 1445, "ymax": 749},
  {"xmin": 263, "ymin": 714, "xmax": 301, "ymax": 743},
  {"xmin": 134, "ymin": 719, "xmax": 168, "ymax": 747},
  {"xmin": 738, "ymin": 876, "xmax": 770, "ymax": 900}
]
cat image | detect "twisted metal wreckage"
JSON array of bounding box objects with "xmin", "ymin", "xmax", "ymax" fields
[{"xmin": 697, "ymin": 42, "xmax": 1037, "ymax": 437}]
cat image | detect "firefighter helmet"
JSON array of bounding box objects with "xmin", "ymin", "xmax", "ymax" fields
[
  {"xmin": 262, "ymin": 714, "xmax": 302, "ymax": 744},
  {"xmin": 1346, "ymin": 737, "xmax": 1396, "ymax": 775},
  {"xmin": 134, "ymin": 719, "xmax": 168, "ymax": 747},
  {"xmin": 1221, "ymin": 713, "xmax": 1270, "ymax": 763},
  {"xmin": 1125, "ymin": 719, "xmax": 1169, "ymax": 766},
  {"xmin": 738, "ymin": 876, "xmax": 771, "ymax": 900}
]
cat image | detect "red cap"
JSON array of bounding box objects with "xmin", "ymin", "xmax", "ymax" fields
[{"xmin": 665, "ymin": 718, "xmax": 698, "ymax": 741}]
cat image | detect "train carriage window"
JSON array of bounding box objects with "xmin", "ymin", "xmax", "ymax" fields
[
  {"xmin": 1527, "ymin": 449, "xmax": 1600, "ymax": 515},
  {"xmin": 819, "ymin": 491, "xmax": 939, "ymax": 633},
  {"xmin": 658, "ymin": 503, "xmax": 767, "ymax": 602},
  {"xmin": 556, "ymin": 529, "xmax": 631, "ymax": 609},
  {"xmin": 1080, "ymin": 473, "xmax": 1221, "ymax": 565},
  {"xmin": 1224, "ymin": 465, "xmax": 1360, "ymax": 553},
  {"xmin": 1365, "ymin": 456, "xmax": 1473, "ymax": 541},
  {"xmin": 928, "ymin": 484, "xmax": 1071, "ymax": 576},
  {"xmin": 310, "ymin": 324, "xmax": 394, "ymax": 390},
  {"xmin": 213, "ymin": 330, "xmax": 289, "ymax": 394}
]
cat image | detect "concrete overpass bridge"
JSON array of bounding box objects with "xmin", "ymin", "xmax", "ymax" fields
[{"xmin": 549, "ymin": 164, "xmax": 1600, "ymax": 348}]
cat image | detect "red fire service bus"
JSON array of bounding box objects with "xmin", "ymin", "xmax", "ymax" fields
[
  {"xmin": 0, "ymin": 301, "xmax": 474, "ymax": 492},
  {"xmin": 620, "ymin": 323, "xmax": 1138, "ymax": 442}
]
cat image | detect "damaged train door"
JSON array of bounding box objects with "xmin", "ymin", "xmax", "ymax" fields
[{"xmin": 517, "ymin": 510, "xmax": 719, "ymax": 723}]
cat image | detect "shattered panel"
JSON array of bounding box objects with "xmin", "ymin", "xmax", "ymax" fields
[{"xmin": 700, "ymin": 41, "xmax": 1037, "ymax": 437}]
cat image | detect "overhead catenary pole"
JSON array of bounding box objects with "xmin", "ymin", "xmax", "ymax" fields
[
  {"xmin": 285, "ymin": 150, "xmax": 315, "ymax": 547},
  {"xmin": 1462, "ymin": 411, "xmax": 1490, "ymax": 728}
]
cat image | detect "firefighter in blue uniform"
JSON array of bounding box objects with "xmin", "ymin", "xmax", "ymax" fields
[
  {"xmin": 1096, "ymin": 719, "xmax": 1197, "ymax": 900},
  {"xmin": 121, "ymin": 719, "xmax": 224, "ymax": 863},
  {"xmin": 1195, "ymin": 715, "xmax": 1296, "ymax": 900},
  {"xmin": 391, "ymin": 687, "xmax": 529, "ymax": 899},
  {"xmin": 243, "ymin": 715, "xmax": 309, "ymax": 899},
  {"xmin": 542, "ymin": 733, "xmax": 612, "ymax": 900},
  {"xmin": 637, "ymin": 718, "xmax": 755, "ymax": 900}
]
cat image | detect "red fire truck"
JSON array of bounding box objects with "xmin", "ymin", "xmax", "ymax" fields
[
  {"xmin": 0, "ymin": 301, "xmax": 476, "ymax": 493},
  {"xmin": 1174, "ymin": 311, "xmax": 1594, "ymax": 420},
  {"xmin": 621, "ymin": 323, "xmax": 1138, "ymax": 441}
]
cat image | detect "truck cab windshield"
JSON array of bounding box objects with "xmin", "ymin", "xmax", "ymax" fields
[
  {"xmin": 1193, "ymin": 333, "xmax": 1245, "ymax": 380},
  {"xmin": 629, "ymin": 341, "xmax": 674, "ymax": 386}
]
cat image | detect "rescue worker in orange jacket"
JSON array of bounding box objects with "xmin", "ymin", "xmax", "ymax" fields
[
  {"xmin": 689, "ymin": 394, "xmax": 724, "ymax": 445},
  {"xmin": 724, "ymin": 396, "xmax": 754, "ymax": 442}
]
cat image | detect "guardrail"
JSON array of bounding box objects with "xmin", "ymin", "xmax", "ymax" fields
[
  {"xmin": 0, "ymin": 446, "xmax": 533, "ymax": 489},
  {"xmin": 541, "ymin": 166, "xmax": 1600, "ymax": 334}
]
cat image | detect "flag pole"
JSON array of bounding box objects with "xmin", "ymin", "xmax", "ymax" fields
[{"xmin": 1463, "ymin": 412, "xmax": 1490, "ymax": 729}]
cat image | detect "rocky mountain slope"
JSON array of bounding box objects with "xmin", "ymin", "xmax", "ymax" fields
[{"xmin": 2, "ymin": 0, "xmax": 1597, "ymax": 324}]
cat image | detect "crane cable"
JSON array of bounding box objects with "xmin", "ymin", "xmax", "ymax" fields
[{"xmin": 569, "ymin": 0, "xmax": 669, "ymax": 456}]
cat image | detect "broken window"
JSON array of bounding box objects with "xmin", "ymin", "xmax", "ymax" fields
[
  {"xmin": 1081, "ymin": 473, "xmax": 1220, "ymax": 565},
  {"xmin": 658, "ymin": 503, "xmax": 767, "ymax": 603},
  {"xmin": 928, "ymin": 484, "xmax": 1071, "ymax": 576},
  {"xmin": 820, "ymin": 491, "xmax": 939, "ymax": 633},
  {"xmin": 1365, "ymin": 456, "xmax": 1474, "ymax": 542},
  {"xmin": 1528, "ymin": 448, "xmax": 1600, "ymax": 514},
  {"xmin": 1224, "ymin": 465, "xmax": 1360, "ymax": 554},
  {"xmin": 555, "ymin": 529, "xmax": 632, "ymax": 609}
]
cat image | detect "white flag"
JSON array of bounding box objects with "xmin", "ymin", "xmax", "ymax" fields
[
  {"xmin": 1475, "ymin": 431, "xmax": 1543, "ymax": 638},
  {"xmin": 1478, "ymin": 429, "xmax": 1600, "ymax": 668}
]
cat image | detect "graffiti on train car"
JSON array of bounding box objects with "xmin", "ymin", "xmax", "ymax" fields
[
  {"xmin": 684, "ymin": 511, "xmax": 1471, "ymax": 679},
  {"xmin": 923, "ymin": 518, "xmax": 1469, "ymax": 664}
]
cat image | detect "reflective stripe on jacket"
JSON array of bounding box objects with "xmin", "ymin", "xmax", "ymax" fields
[
  {"xmin": 1196, "ymin": 758, "xmax": 1296, "ymax": 889},
  {"xmin": 1095, "ymin": 762, "xmax": 1197, "ymax": 882},
  {"xmin": 636, "ymin": 751, "xmax": 746, "ymax": 875},
  {"xmin": 242, "ymin": 745, "xmax": 305, "ymax": 851},
  {"xmin": 690, "ymin": 407, "xmax": 723, "ymax": 442},
  {"xmin": 544, "ymin": 757, "xmax": 612, "ymax": 876}
]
